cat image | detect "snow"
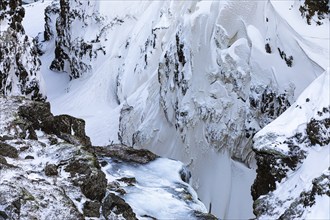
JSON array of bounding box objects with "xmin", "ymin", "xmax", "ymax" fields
[{"xmin": 39, "ymin": 48, "xmax": 70, "ymax": 101}]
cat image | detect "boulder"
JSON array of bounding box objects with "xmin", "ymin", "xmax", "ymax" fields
[
  {"xmin": 102, "ymin": 193, "xmax": 137, "ymax": 220},
  {"xmin": 0, "ymin": 142, "xmax": 18, "ymax": 158},
  {"xmin": 45, "ymin": 164, "xmax": 58, "ymax": 176},
  {"xmin": 83, "ymin": 201, "xmax": 101, "ymax": 218},
  {"xmin": 81, "ymin": 170, "xmax": 107, "ymax": 201},
  {"xmin": 65, "ymin": 159, "xmax": 107, "ymax": 201}
]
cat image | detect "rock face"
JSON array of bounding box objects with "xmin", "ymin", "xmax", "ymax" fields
[
  {"xmin": 42, "ymin": 0, "xmax": 60, "ymax": 42},
  {"xmin": 102, "ymin": 193, "xmax": 137, "ymax": 220},
  {"xmin": 44, "ymin": 0, "xmax": 107, "ymax": 79},
  {"xmin": 15, "ymin": 100, "xmax": 91, "ymax": 146},
  {"xmin": 65, "ymin": 158, "xmax": 107, "ymax": 202},
  {"xmin": 0, "ymin": 96, "xmax": 214, "ymax": 219},
  {"xmin": 0, "ymin": 96, "xmax": 107, "ymax": 219},
  {"xmin": 0, "ymin": 0, "xmax": 45, "ymax": 100},
  {"xmin": 44, "ymin": 164, "xmax": 58, "ymax": 176},
  {"xmin": 251, "ymin": 71, "xmax": 330, "ymax": 219},
  {"xmin": 82, "ymin": 200, "xmax": 101, "ymax": 218},
  {"xmin": 0, "ymin": 142, "xmax": 19, "ymax": 158}
]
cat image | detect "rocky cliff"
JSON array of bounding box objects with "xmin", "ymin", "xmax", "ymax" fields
[
  {"xmin": 0, "ymin": 0, "xmax": 45, "ymax": 100},
  {"xmin": 252, "ymin": 71, "xmax": 329, "ymax": 219},
  {"xmin": 0, "ymin": 96, "xmax": 214, "ymax": 219}
]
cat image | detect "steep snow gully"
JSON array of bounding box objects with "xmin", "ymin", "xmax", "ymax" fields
[{"xmin": 2, "ymin": 0, "xmax": 328, "ymax": 219}]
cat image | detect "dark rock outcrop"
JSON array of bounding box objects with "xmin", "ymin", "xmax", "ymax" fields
[
  {"xmin": 306, "ymin": 117, "xmax": 330, "ymax": 146},
  {"xmin": 43, "ymin": 1, "xmax": 60, "ymax": 41},
  {"xmin": 252, "ymin": 134, "xmax": 307, "ymax": 201},
  {"xmin": 299, "ymin": 0, "xmax": 329, "ymax": 25},
  {"xmin": 194, "ymin": 211, "xmax": 218, "ymax": 220},
  {"xmin": 83, "ymin": 200, "xmax": 101, "ymax": 218},
  {"xmin": 44, "ymin": 164, "xmax": 58, "ymax": 176},
  {"xmin": 102, "ymin": 193, "xmax": 137, "ymax": 220},
  {"xmin": 248, "ymin": 86, "xmax": 291, "ymax": 129},
  {"xmin": 64, "ymin": 158, "xmax": 107, "ymax": 201},
  {"xmin": 0, "ymin": 142, "xmax": 19, "ymax": 158},
  {"xmin": 251, "ymin": 72, "xmax": 330, "ymax": 219},
  {"xmin": 17, "ymin": 100, "xmax": 91, "ymax": 146},
  {"xmin": 117, "ymin": 177, "xmax": 136, "ymax": 186}
]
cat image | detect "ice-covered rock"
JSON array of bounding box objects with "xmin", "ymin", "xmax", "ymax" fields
[{"xmin": 96, "ymin": 145, "xmax": 216, "ymax": 220}]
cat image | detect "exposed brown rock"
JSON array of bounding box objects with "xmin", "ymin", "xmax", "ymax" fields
[{"xmin": 93, "ymin": 144, "xmax": 158, "ymax": 164}]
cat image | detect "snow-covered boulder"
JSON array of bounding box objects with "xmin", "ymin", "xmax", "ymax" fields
[{"xmin": 252, "ymin": 70, "xmax": 330, "ymax": 219}]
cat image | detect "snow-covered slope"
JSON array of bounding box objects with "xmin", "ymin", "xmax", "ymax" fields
[
  {"xmin": 19, "ymin": 0, "xmax": 329, "ymax": 218},
  {"xmin": 252, "ymin": 70, "xmax": 330, "ymax": 219}
]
